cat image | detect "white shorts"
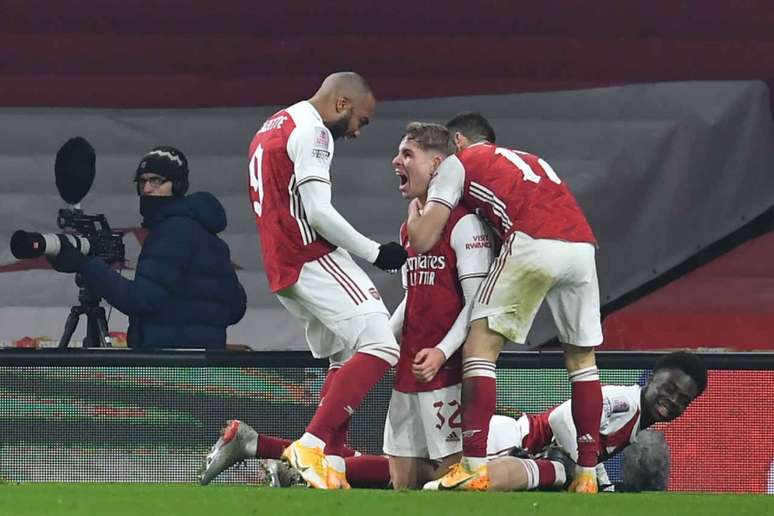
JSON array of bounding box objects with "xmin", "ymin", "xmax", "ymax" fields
[
  {"xmin": 486, "ymin": 414, "xmax": 529, "ymax": 459},
  {"xmin": 383, "ymin": 385, "xmax": 463, "ymax": 461},
  {"xmin": 472, "ymin": 231, "xmax": 603, "ymax": 347},
  {"xmin": 277, "ymin": 248, "xmax": 398, "ymax": 364}
]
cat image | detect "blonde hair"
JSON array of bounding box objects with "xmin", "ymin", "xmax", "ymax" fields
[{"xmin": 403, "ymin": 122, "xmax": 456, "ymax": 157}]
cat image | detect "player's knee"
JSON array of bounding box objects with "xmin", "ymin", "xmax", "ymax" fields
[
  {"xmin": 462, "ymin": 327, "xmax": 504, "ymax": 362},
  {"xmin": 328, "ymin": 347, "xmax": 355, "ymax": 367},
  {"xmin": 390, "ymin": 476, "xmax": 418, "ymax": 490},
  {"xmin": 389, "ymin": 459, "xmax": 419, "ymax": 490},
  {"xmin": 462, "ymin": 319, "xmax": 505, "ymax": 361}
]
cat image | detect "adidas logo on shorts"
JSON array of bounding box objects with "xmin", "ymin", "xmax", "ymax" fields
[{"xmin": 445, "ymin": 431, "xmax": 460, "ymax": 443}]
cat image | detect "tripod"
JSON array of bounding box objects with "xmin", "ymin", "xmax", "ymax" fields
[{"xmin": 58, "ymin": 273, "xmax": 112, "ymax": 348}]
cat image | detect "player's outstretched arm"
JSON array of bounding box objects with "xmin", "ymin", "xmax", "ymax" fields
[
  {"xmin": 299, "ymin": 180, "xmax": 405, "ymax": 270},
  {"xmin": 288, "ymin": 120, "xmax": 406, "ymax": 270}
]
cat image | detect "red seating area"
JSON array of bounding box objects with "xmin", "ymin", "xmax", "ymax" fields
[
  {"xmin": 603, "ymin": 231, "xmax": 774, "ymax": 351},
  {"xmin": 2, "ymin": 1, "xmax": 774, "ymax": 107}
]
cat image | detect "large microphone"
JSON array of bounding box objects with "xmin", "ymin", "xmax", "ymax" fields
[{"xmin": 55, "ymin": 137, "xmax": 96, "ymax": 205}]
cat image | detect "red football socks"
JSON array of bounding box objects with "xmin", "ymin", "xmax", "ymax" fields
[
  {"xmin": 460, "ymin": 358, "xmax": 497, "ymax": 459},
  {"xmin": 569, "ymin": 366, "xmax": 602, "ymax": 467},
  {"xmin": 344, "ymin": 455, "xmax": 390, "ymax": 488},
  {"xmin": 307, "ymin": 352, "xmax": 390, "ymax": 445},
  {"xmin": 520, "ymin": 458, "xmax": 565, "ymax": 489},
  {"xmin": 256, "ymin": 434, "xmax": 290, "ymax": 459}
]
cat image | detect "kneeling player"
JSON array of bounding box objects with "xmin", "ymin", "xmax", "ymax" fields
[
  {"xmin": 426, "ymin": 351, "xmax": 706, "ymax": 491},
  {"xmin": 199, "ymin": 121, "xmax": 492, "ymax": 490},
  {"xmin": 384, "ymin": 122, "xmax": 494, "ymax": 488},
  {"xmin": 194, "ymin": 351, "xmax": 702, "ymax": 490}
]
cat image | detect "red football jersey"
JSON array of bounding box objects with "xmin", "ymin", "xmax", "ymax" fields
[
  {"xmin": 394, "ymin": 207, "xmax": 492, "ymax": 393},
  {"xmin": 247, "ymin": 101, "xmax": 336, "ymax": 292},
  {"xmin": 428, "ymin": 142, "xmax": 596, "ymax": 244}
]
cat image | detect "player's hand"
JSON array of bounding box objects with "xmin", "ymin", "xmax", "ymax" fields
[
  {"xmin": 412, "ymin": 348, "xmax": 446, "ymax": 383},
  {"xmin": 373, "ymin": 242, "xmax": 407, "ymax": 271}
]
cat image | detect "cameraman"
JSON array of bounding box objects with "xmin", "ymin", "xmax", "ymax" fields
[{"xmin": 48, "ymin": 146, "xmax": 247, "ymax": 349}]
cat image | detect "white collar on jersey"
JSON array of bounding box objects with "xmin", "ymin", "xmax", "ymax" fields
[{"xmin": 298, "ymin": 100, "xmax": 324, "ymax": 123}]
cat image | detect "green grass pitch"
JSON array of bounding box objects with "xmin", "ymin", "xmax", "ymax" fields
[{"xmin": 0, "ymin": 484, "xmax": 771, "ymax": 516}]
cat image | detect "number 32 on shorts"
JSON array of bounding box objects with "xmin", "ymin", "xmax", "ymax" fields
[{"xmin": 433, "ymin": 399, "xmax": 462, "ymax": 430}]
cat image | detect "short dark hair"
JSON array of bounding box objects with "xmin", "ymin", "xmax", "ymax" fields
[
  {"xmin": 403, "ymin": 122, "xmax": 456, "ymax": 157},
  {"xmin": 653, "ymin": 351, "xmax": 707, "ymax": 396},
  {"xmin": 445, "ymin": 112, "xmax": 496, "ymax": 144}
]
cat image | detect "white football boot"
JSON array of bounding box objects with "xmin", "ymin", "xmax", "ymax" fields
[{"xmin": 199, "ymin": 419, "xmax": 257, "ymax": 485}]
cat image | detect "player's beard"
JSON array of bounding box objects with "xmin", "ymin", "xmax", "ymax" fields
[{"xmin": 325, "ymin": 110, "xmax": 352, "ymax": 140}]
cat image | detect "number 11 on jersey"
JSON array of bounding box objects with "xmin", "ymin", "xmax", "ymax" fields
[
  {"xmin": 495, "ymin": 147, "xmax": 562, "ymax": 185},
  {"xmin": 249, "ymin": 144, "xmax": 264, "ymax": 216}
]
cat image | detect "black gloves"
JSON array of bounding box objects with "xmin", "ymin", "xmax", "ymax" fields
[
  {"xmin": 46, "ymin": 235, "xmax": 89, "ymax": 273},
  {"xmin": 373, "ymin": 242, "xmax": 408, "ymax": 271}
]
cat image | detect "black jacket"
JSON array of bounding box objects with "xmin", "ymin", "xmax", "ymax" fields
[{"xmin": 81, "ymin": 192, "xmax": 246, "ymax": 349}]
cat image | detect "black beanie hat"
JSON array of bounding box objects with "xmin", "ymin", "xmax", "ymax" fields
[{"xmin": 135, "ymin": 146, "xmax": 189, "ymax": 195}]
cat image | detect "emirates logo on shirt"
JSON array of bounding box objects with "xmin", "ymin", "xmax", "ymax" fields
[
  {"xmin": 405, "ymin": 254, "xmax": 447, "ymax": 270},
  {"xmin": 405, "ymin": 254, "xmax": 447, "ymax": 287}
]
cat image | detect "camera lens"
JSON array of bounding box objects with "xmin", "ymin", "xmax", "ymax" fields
[
  {"xmin": 10, "ymin": 231, "xmax": 89, "ymax": 259},
  {"xmin": 10, "ymin": 231, "xmax": 48, "ymax": 259}
]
